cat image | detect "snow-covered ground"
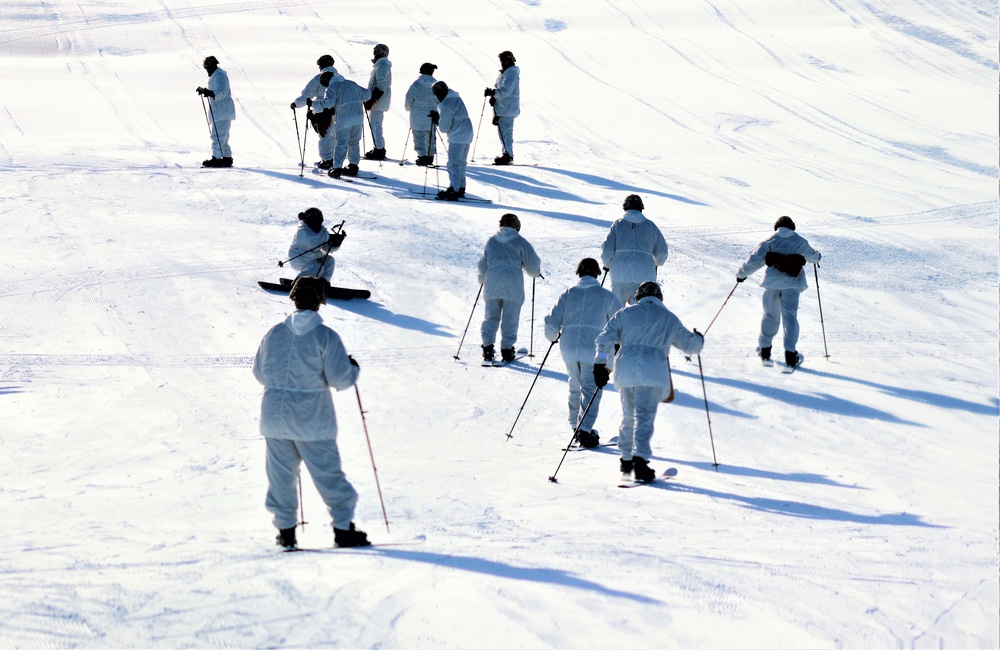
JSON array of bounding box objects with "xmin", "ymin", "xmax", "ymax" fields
[{"xmin": 1, "ymin": 0, "xmax": 997, "ymax": 647}]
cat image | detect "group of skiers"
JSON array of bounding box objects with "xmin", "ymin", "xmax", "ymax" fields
[{"xmin": 196, "ymin": 48, "xmax": 521, "ymax": 200}]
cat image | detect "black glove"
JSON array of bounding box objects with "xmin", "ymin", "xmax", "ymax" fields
[
  {"xmin": 328, "ymin": 231, "xmax": 346, "ymax": 247},
  {"xmin": 348, "ymin": 355, "xmax": 359, "ymax": 368},
  {"xmin": 363, "ymin": 98, "xmax": 375, "ymax": 111},
  {"xmin": 488, "ymin": 96, "xmax": 496, "ymax": 107},
  {"xmin": 428, "ymin": 110, "xmax": 439, "ymax": 125},
  {"xmin": 202, "ymin": 89, "xmax": 215, "ymax": 99},
  {"xmin": 484, "ymin": 88, "xmax": 495, "ymax": 97},
  {"xmin": 736, "ymin": 276, "xmax": 745, "ymax": 283},
  {"xmin": 764, "ymin": 251, "xmax": 782, "ymax": 267},
  {"xmin": 371, "ymin": 88, "xmax": 384, "ymax": 102},
  {"xmin": 491, "ymin": 114, "xmax": 499, "ymax": 126},
  {"xmin": 593, "ymin": 364, "xmax": 610, "ymax": 388},
  {"xmin": 196, "ymin": 86, "xmax": 206, "ymax": 95},
  {"xmin": 693, "ymin": 328, "xmax": 704, "ymax": 340},
  {"xmin": 306, "ymin": 97, "xmax": 313, "ymax": 108},
  {"xmin": 290, "ymin": 101, "xmax": 297, "ymax": 109}
]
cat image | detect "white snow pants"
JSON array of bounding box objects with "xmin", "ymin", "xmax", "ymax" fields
[
  {"xmin": 496, "ymin": 116, "xmax": 515, "ymax": 157},
  {"xmin": 481, "ymin": 297, "xmax": 522, "ymax": 349},
  {"xmin": 447, "ymin": 142, "xmax": 470, "ymax": 191},
  {"xmin": 617, "ymin": 385, "xmax": 670, "ymax": 461},
  {"xmin": 295, "ymin": 256, "xmax": 334, "ymax": 283},
  {"xmin": 334, "ymin": 124, "xmax": 362, "ymax": 167},
  {"xmin": 565, "ymin": 360, "xmax": 602, "ymax": 432},
  {"xmin": 318, "ymin": 129, "xmax": 336, "ymax": 163},
  {"xmin": 265, "ymin": 437, "xmax": 358, "ymax": 531},
  {"xmin": 611, "ymin": 279, "xmax": 642, "ymax": 307},
  {"xmin": 759, "ymin": 287, "xmax": 802, "ymax": 353},
  {"xmin": 210, "ymin": 118, "xmax": 232, "ymax": 158},
  {"xmin": 369, "ymin": 110, "xmax": 386, "ymax": 149},
  {"xmin": 413, "ymin": 129, "xmax": 436, "ymax": 158}
]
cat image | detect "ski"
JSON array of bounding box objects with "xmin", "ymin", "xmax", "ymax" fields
[
  {"xmin": 328, "ymin": 172, "xmax": 379, "ymax": 181},
  {"xmin": 563, "ymin": 435, "xmax": 619, "ymax": 451},
  {"xmin": 397, "ymin": 191, "xmax": 493, "ymax": 204},
  {"xmin": 483, "ymin": 348, "xmax": 528, "ymax": 367},
  {"xmin": 284, "ymin": 534, "xmax": 426, "ymax": 553},
  {"xmin": 618, "ymin": 467, "xmax": 678, "ymax": 488},
  {"xmin": 781, "ymin": 353, "xmax": 804, "ymax": 374},
  {"xmin": 762, "ymin": 358, "xmax": 774, "ymax": 367},
  {"xmin": 258, "ymin": 280, "xmax": 371, "ymax": 301}
]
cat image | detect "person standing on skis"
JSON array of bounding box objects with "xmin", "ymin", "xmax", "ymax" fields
[
  {"xmin": 484, "ymin": 50, "xmax": 520, "ymax": 165},
  {"xmin": 363, "ymin": 43, "xmax": 392, "ymax": 161},
  {"xmin": 313, "ymin": 72, "xmax": 371, "ymax": 178},
  {"xmin": 404, "ymin": 63, "xmax": 438, "ymax": 166},
  {"xmin": 253, "ymin": 276, "xmax": 370, "ymax": 550},
  {"xmin": 428, "ymin": 80, "xmax": 473, "ymax": 200},
  {"xmin": 544, "ymin": 258, "xmax": 622, "ymax": 448},
  {"xmin": 477, "ymin": 213, "xmax": 542, "ymax": 363},
  {"xmin": 291, "ymin": 55, "xmax": 338, "ymax": 170},
  {"xmin": 594, "ymin": 282, "xmax": 703, "ymax": 483},
  {"xmin": 601, "ymin": 194, "xmax": 669, "ymax": 307},
  {"xmin": 196, "ymin": 56, "xmax": 236, "ymax": 167},
  {"xmin": 736, "ymin": 216, "xmax": 822, "ymax": 369}
]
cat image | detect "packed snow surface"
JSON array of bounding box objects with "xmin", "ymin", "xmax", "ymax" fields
[{"xmin": 1, "ymin": 0, "xmax": 997, "ymax": 647}]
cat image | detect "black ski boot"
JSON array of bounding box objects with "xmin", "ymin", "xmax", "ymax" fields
[
  {"xmin": 784, "ymin": 350, "xmax": 802, "ymax": 368},
  {"xmin": 633, "ymin": 457, "xmax": 656, "ymax": 483},
  {"xmin": 202, "ymin": 157, "xmax": 222, "ymax": 167},
  {"xmin": 415, "ymin": 155, "xmax": 434, "ymax": 166},
  {"xmin": 482, "ymin": 344, "xmax": 495, "ymax": 362},
  {"xmin": 329, "ymin": 167, "xmax": 344, "ymax": 179},
  {"xmin": 276, "ymin": 527, "xmax": 297, "ymax": 550},
  {"xmin": 364, "ymin": 148, "xmax": 386, "ymax": 160},
  {"xmin": 344, "ymin": 163, "xmax": 359, "ymax": 177},
  {"xmin": 456, "ymin": 187, "xmax": 466, "ymax": 198},
  {"xmin": 577, "ymin": 429, "xmax": 600, "ymax": 449},
  {"xmin": 620, "ymin": 457, "xmax": 634, "ymax": 477},
  {"xmin": 759, "ymin": 346, "xmax": 771, "ymax": 361},
  {"xmin": 334, "ymin": 522, "xmax": 371, "ymax": 548},
  {"xmin": 220, "ymin": 157, "xmax": 234, "ymax": 167},
  {"xmin": 500, "ymin": 347, "xmax": 516, "ymax": 362},
  {"xmin": 493, "ymin": 153, "xmax": 512, "ymax": 166},
  {"xmin": 317, "ymin": 159, "xmax": 334, "ymax": 170},
  {"xmin": 437, "ymin": 186, "xmax": 459, "ymax": 201}
]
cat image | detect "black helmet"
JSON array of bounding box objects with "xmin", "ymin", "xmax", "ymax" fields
[
  {"xmin": 431, "ymin": 80, "xmax": 449, "ymax": 101},
  {"xmin": 774, "ymin": 216, "xmax": 796, "ymax": 230},
  {"xmin": 576, "ymin": 258, "xmax": 601, "ymax": 278},
  {"xmin": 419, "ymin": 62, "xmax": 438, "ymax": 75},
  {"xmin": 499, "ymin": 213, "xmax": 521, "ymax": 231},
  {"xmin": 499, "ymin": 50, "xmax": 516, "ymax": 64},
  {"xmin": 299, "ymin": 207, "xmax": 324, "ymax": 233},
  {"xmin": 374, "ymin": 43, "xmax": 389, "ymax": 58},
  {"xmin": 623, "ymin": 194, "xmax": 644, "ymax": 211},
  {"xmin": 634, "ymin": 281, "xmax": 662, "ymax": 302},
  {"xmin": 317, "ymin": 55, "xmax": 334, "ymax": 68},
  {"xmin": 289, "ymin": 276, "xmax": 327, "ymax": 309}
]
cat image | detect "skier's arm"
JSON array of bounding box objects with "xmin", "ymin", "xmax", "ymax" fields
[
  {"xmin": 600, "ymin": 227, "xmax": 616, "ymax": 270},
  {"xmin": 543, "ymin": 294, "xmax": 565, "ymax": 343},
  {"xmin": 323, "ymin": 332, "xmax": 359, "ymax": 391},
  {"xmin": 652, "ymin": 228, "xmax": 669, "ymax": 267},
  {"xmin": 736, "ymin": 241, "xmax": 768, "ymax": 279},
  {"xmin": 493, "ymin": 67, "xmax": 518, "ymax": 99},
  {"xmin": 476, "ymin": 248, "xmax": 488, "ymax": 285},
  {"xmin": 522, "ymin": 241, "xmax": 542, "ymax": 278},
  {"xmin": 252, "ymin": 340, "xmax": 267, "ymax": 385},
  {"xmin": 594, "ymin": 314, "xmax": 621, "ymax": 363},
  {"xmin": 208, "ymin": 71, "xmax": 231, "ymax": 101},
  {"xmin": 669, "ymin": 316, "xmax": 704, "ymax": 356},
  {"xmin": 293, "ymin": 76, "xmax": 319, "ymax": 108}
]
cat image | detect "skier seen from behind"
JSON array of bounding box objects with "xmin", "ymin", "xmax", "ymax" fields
[
  {"xmin": 313, "ymin": 72, "xmax": 372, "ymax": 178},
  {"xmin": 429, "ymin": 80, "xmax": 474, "ymax": 201},
  {"xmin": 544, "ymin": 258, "xmax": 623, "ymax": 448},
  {"xmin": 404, "ymin": 63, "xmax": 439, "ymax": 166},
  {"xmin": 291, "ymin": 55, "xmax": 339, "ymax": 170},
  {"xmin": 287, "ymin": 207, "xmax": 346, "ymax": 285},
  {"xmin": 736, "ymin": 216, "xmax": 822, "ymax": 369},
  {"xmin": 196, "ymin": 56, "xmax": 236, "ymax": 168},
  {"xmin": 484, "ymin": 50, "xmax": 520, "ymax": 165},
  {"xmin": 363, "ymin": 43, "xmax": 392, "ymax": 161},
  {"xmin": 601, "ymin": 194, "xmax": 669, "ymax": 307},
  {"xmin": 253, "ymin": 276, "xmax": 370, "ymax": 550},
  {"xmin": 478, "ymin": 213, "xmax": 542, "ymax": 363},
  {"xmin": 594, "ymin": 282, "xmax": 703, "ymax": 483}
]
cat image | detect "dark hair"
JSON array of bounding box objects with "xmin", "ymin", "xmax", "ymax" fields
[
  {"xmin": 576, "ymin": 258, "xmax": 601, "ymax": 278},
  {"xmin": 419, "ymin": 62, "xmax": 438, "ymax": 75},
  {"xmin": 289, "ymin": 276, "xmax": 326, "ymax": 310},
  {"xmin": 623, "ymin": 194, "xmax": 644, "ymax": 211},
  {"xmin": 317, "ymin": 55, "xmax": 334, "ymax": 68},
  {"xmin": 774, "ymin": 216, "xmax": 796, "ymax": 231}
]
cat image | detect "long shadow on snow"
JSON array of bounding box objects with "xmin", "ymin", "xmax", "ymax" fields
[
  {"xmin": 332, "ymin": 300, "xmax": 451, "ymax": 337},
  {"xmin": 240, "ymin": 167, "xmax": 360, "ymax": 192},
  {"xmin": 534, "ymin": 166, "xmax": 710, "ymax": 207},
  {"xmin": 661, "ymin": 458, "xmax": 864, "ymax": 489},
  {"xmin": 354, "ymin": 548, "xmax": 661, "ymax": 604},
  {"xmin": 655, "ymin": 482, "xmax": 942, "ymax": 528},
  {"xmin": 672, "ymin": 368, "xmax": 922, "ymax": 426},
  {"xmin": 466, "ymin": 167, "xmax": 598, "ymax": 204},
  {"xmin": 794, "ymin": 365, "xmax": 997, "ymax": 417}
]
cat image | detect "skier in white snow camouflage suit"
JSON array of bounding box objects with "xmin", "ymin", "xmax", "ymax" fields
[
  {"xmin": 404, "ymin": 63, "xmax": 438, "ymax": 165},
  {"xmin": 429, "ymin": 81, "xmax": 474, "ymax": 200},
  {"xmin": 287, "ymin": 207, "xmax": 345, "ymax": 283},
  {"xmin": 196, "ymin": 56, "xmax": 236, "ymax": 167},
  {"xmin": 594, "ymin": 281, "xmax": 703, "ymax": 483},
  {"xmin": 544, "ymin": 258, "xmax": 622, "ymax": 448},
  {"xmin": 253, "ymin": 276, "xmax": 369, "ymax": 549},
  {"xmin": 601, "ymin": 194, "xmax": 669, "ymax": 307},
  {"xmin": 313, "ymin": 74, "xmax": 371, "ymax": 178},
  {"xmin": 363, "ymin": 44, "xmax": 392, "ymax": 160},
  {"xmin": 477, "ymin": 213, "xmax": 542, "ymax": 362},
  {"xmin": 736, "ymin": 216, "xmax": 821, "ymax": 368},
  {"xmin": 291, "ymin": 55, "xmax": 339, "ymax": 169},
  {"xmin": 484, "ymin": 50, "xmax": 520, "ymax": 165}
]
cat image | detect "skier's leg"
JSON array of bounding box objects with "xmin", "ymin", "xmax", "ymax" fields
[
  {"xmin": 780, "ymin": 289, "xmax": 802, "ymax": 353},
  {"xmin": 565, "ymin": 360, "xmax": 583, "ymax": 428},
  {"xmin": 618, "ymin": 387, "xmax": 636, "ymax": 460},
  {"xmin": 318, "ymin": 129, "xmax": 335, "ymax": 163},
  {"xmin": 498, "ymin": 299, "xmax": 522, "ymax": 350},
  {"xmin": 348, "ymin": 124, "xmax": 362, "ymax": 165},
  {"xmin": 413, "ymin": 129, "xmax": 429, "ymax": 158},
  {"xmin": 758, "ymin": 288, "xmax": 781, "ymax": 350},
  {"xmin": 498, "ymin": 116, "xmax": 514, "ymax": 157},
  {"xmin": 579, "ymin": 363, "xmax": 602, "ymax": 432},
  {"xmin": 264, "ymin": 438, "xmax": 302, "ymax": 531},
  {"xmin": 298, "ymin": 439, "xmax": 359, "ymax": 530},
  {"xmin": 333, "ymin": 126, "xmax": 350, "ymax": 168},
  {"xmin": 632, "ymin": 386, "xmax": 661, "ymax": 461},
  {"xmin": 481, "ymin": 298, "xmax": 502, "ymax": 347},
  {"xmin": 451, "ymin": 143, "xmax": 470, "ymax": 191},
  {"xmin": 370, "ymin": 110, "xmax": 385, "ymax": 149}
]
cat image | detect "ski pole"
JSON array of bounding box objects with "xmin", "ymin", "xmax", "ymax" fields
[
  {"xmin": 686, "ymin": 281, "xmax": 738, "ymax": 361},
  {"xmin": 470, "ymin": 95, "xmax": 487, "ymax": 161},
  {"xmin": 297, "ymin": 475, "xmax": 308, "ymax": 530},
  {"xmin": 529, "ymin": 276, "xmax": 536, "ymax": 358},
  {"xmin": 203, "ymin": 95, "xmax": 222, "ymax": 160},
  {"xmin": 453, "ymin": 284, "xmax": 483, "ymax": 360},
  {"xmin": 364, "ymin": 107, "xmax": 383, "ymax": 170},
  {"xmin": 814, "ymin": 263, "xmax": 830, "ymax": 359},
  {"xmin": 355, "ymin": 384, "xmax": 390, "ymax": 533},
  {"xmin": 504, "ymin": 337, "xmax": 558, "ymax": 441},
  {"xmin": 277, "ymin": 220, "xmax": 344, "ymax": 268},
  {"xmin": 696, "ymin": 353, "xmax": 720, "ymax": 471},
  {"xmin": 292, "ymin": 107, "xmax": 305, "ymax": 178},
  {"xmin": 600, "ymin": 268, "xmax": 609, "ymax": 287},
  {"xmin": 398, "ymin": 128, "xmax": 411, "ymax": 166},
  {"xmin": 548, "ymin": 387, "xmax": 602, "ymax": 483}
]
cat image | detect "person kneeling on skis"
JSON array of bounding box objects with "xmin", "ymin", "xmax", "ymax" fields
[
  {"xmin": 253, "ymin": 276, "xmax": 370, "ymax": 550},
  {"xmin": 287, "ymin": 207, "xmax": 346, "ymax": 285}
]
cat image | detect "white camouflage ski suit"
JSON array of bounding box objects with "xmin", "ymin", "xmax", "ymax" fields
[
  {"xmin": 436, "ymin": 89, "xmax": 474, "ymax": 191},
  {"xmin": 492, "ymin": 65, "xmax": 520, "ymax": 157},
  {"xmin": 601, "ymin": 209, "xmax": 669, "ymax": 306},
  {"xmin": 253, "ymin": 310, "xmax": 360, "ymax": 531},
  {"xmin": 293, "ymin": 66, "xmax": 338, "ymax": 162},
  {"xmin": 205, "ymin": 67, "xmax": 235, "ymax": 158},
  {"xmin": 404, "ymin": 74, "xmax": 438, "ymax": 158},
  {"xmin": 595, "ymin": 296, "xmax": 703, "ymax": 461},
  {"xmin": 477, "ymin": 226, "xmax": 542, "ymax": 349},
  {"xmin": 314, "ymin": 78, "xmax": 371, "ymax": 168},
  {"xmin": 367, "ymin": 57, "xmax": 392, "ymax": 149},
  {"xmin": 544, "ymin": 276, "xmax": 622, "ymax": 432},
  {"xmin": 288, "ymin": 221, "xmax": 339, "ymax": 283}
]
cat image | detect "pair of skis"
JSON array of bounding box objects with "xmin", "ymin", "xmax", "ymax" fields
[
  {"xmin": 618, "ymin": 467, "xmax": 678, "ymax": 488},
  {"xmin": 482, "ymin": 347, "xmax": 528, "ymax": 367},
  {"xmin": 284, "ymin": 534, "xmax": 426, "ymax": 553}
]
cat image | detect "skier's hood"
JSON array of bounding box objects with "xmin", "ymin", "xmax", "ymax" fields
[
  {"xmin": 417, "ymin": 74, "xmax": 436, "ymax": 87},
  {"xmin": 285, "ymin": 309, "xmax": 323, "ymax": 336},
  {"xmin": 622, "ymin": 209, "xmax": 647, "ymax": 224},
  {"xmin": 775, "ymin": 227, "xmax": 795, "ymax": 238},
  {"xmin": 576, "ymin": 275, "xmax": 601, "ymax": 288},
  {"xmin": 495, "ymin": 226, "xmax": 520, "ymax": 242}
]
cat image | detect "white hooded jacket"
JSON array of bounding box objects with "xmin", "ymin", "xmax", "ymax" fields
[
  {"xmin": 367, "ymin": 57, "xmax": 392, "ymax": 111},
  {"xmin": 737, "ymin": 227, "xmax": 822, "ymax": 290},
  {"xmin": 314, "ymin": 77, "xmax": 371, "ymax": 129},
  {"xmin": 477, "ymin": 226, "xmax": 542, "ymax": 302},
  {"xmin": 404, "ymin": 74, "xmax": 438, "ymax": 130},
  {"xmin": 545, "ymin": 276, "xmax": 623, "ymax": 365},
  {"xmin": 595, "ymin": 297, "xmax": 703, "ymax": 389},
  {"xmin": 287, "ymin": 222, "xmax": 339, "ymax": 272},
  {"xmin": 600, "ymin": 210, "xmax": 668, "ymax": 283},
  {"xmin": 437, "ymin": 89, "xmax": 474, "ymax": 145},
  {"xmin": 492, "ymin": 65, "xmax": 520, "ymax": 118},
  {"xmin": 253, "ymin": 310, "xmax": 359, "ymax": 441},
  {"xmin": 293, "ymin": 66, "xmax": 337, "ymax": 108},
  {"xmin": 206, "ymin": 68, "xmax": 236, "ymax": 121}
]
